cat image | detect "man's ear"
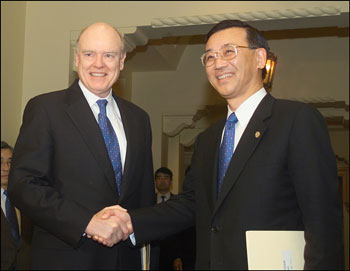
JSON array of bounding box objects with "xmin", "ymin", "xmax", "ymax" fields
[
  {"xmin": 119, "ymin": 52, "xmax": 126, "ymax": 71},
  {"xmin": 75, "ymin": 51, "xmax": 80, "ymax": 69},
  {"xmin": 256, "ymin": 48, "xmax": 267, "ymax": 70}
]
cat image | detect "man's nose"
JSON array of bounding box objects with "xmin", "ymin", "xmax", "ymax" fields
[
  {"xmin": 213, "ymin": 54, "xmax": 228, "ymax": 69},
  {"xmin": 2, "ymin": 163, "xmax": 10, "ymax": 171},
  {"xmin": 94, "ymin": 54, "xmax": 104, "ymax": 68}
]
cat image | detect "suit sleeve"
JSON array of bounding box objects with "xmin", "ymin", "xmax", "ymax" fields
[
  {"xmin": 138, "ymin": 113, "xmax": 157, "ymax": 208},
  {"xmin": 129, "ymin": 135, "xmax": 198, "ymax": 246},
  {"xmin": 8, "ymin": 97, "xmax": 93, "ymax": 248},
  {"xmin": 288, "ymin": 104, "xmax": 343, "ymax": 269}
]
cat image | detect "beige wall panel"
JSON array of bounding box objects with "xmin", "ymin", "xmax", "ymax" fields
[{"xmin": 1, "ymin": 1, "xmax": 26, "ymax": 146}]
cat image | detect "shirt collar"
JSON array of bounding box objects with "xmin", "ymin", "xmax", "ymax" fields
[
  {"xmin": 157, "ymin": 192, "xmax": 171, "ymax": 200},
  {"xmin": 78, "ymin": 80, "xmax": 113, "ymax": 107},
  {"xmin": 1, "ymin": 187, "xmax": 6, "ymax": 199},
  {"xmin": 226, "ymin": 87, "xmax": 267, "ymax": 126}
]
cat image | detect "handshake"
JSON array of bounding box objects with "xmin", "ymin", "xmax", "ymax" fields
[{"xmin": 85, "ymin": 205, "xmax": 133, "ymax": 247}]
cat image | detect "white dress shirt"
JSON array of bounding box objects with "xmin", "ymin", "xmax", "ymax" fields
[
  {"xmin": 79, "ymin": 80, "xmax": 127, "ymax": 171},
  {"xmin": 156, "ymin": 192, "xmax": 171, "ymax": 204},
  {"xmin": 221, "ymin": 87, "xmax": 267, "ymax": 150},
  {"xmin": 1, "ymin": 187, "xmax": 7, "ymax": 216}
]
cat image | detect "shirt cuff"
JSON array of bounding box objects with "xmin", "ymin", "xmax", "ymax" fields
[{"xmin": 129, "ymin": 232, "xmax": 136, "ymax": 246}]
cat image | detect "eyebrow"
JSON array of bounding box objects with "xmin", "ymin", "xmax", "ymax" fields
[
  {"xmin": 204, "ymin": 43, "xmax": 235, "ymax": 53},
  {"xmin": 81, "ymin": 50, "xmax": 119, "ymax": 54}
]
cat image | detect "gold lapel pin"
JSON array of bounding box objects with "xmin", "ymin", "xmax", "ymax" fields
[{"xmin": 255, "ymin": 131, "xmax": 261, "ymax": 138}]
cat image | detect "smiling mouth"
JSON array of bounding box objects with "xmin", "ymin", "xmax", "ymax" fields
[
  {"xmin": 90, "ymin": 72, "xmax": 107, "ymax": 77},
  {"xmin": 217, "ymin": 73, "xmax": 233, "ymax": 80}
]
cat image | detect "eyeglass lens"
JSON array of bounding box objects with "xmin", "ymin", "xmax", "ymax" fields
[{"xmin": 202, "ymin": 45, "xmax": 237, "ymax": 67}]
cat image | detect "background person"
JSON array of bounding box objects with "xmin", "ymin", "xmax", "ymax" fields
[
  {"xmin": 1, "ymin": 141, "xmax": 32, "ymax": 270},
  {"xmin": 154, "ymin": 167, "xmax": 196, "ymax": 270},
  {"xmin": 155, "ymin": 167, "xmax": 175, "ymax": 203}
]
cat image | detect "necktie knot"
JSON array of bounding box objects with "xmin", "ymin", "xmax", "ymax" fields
[
  {"xmin": 97, "ymin": 99, "xmax": 108, "ymax": 115},
  {"xmin": 4, "ymin": 189, "xmax": 8, "ymax": 196},
  {"xmin": 226, "ymin": 112, "xmax": 238, "ymax": 130}
]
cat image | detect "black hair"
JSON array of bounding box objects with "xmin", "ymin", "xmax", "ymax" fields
[{"xmin": 155, "ymin": 167, "xmax": 173, "ymax": 180}]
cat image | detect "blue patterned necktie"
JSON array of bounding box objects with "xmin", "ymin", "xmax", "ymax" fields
[
  {"xmin": 96, "ymin": 99, "xmax": 123, "ymax": 195},
  {"xmin": 4, "ymin": 190, "xmax": 20, "ymax": 244},
  {"xmin": 217, "ymin": 112, "xmax": 238, "ymax": 197}
]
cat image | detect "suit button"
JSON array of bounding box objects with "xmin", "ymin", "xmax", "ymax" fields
[{"xmin": 211, "ymin": 226, "xmax": 221, "ymax": 232}]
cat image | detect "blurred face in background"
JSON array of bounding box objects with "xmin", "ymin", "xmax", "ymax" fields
[
  {"xmin": 1, "ymin": 148, "xmax": 12, "ymax": 190},
  {"xmin": 155, "ymin": 172, "xmax": 172, "ymax": 193}
]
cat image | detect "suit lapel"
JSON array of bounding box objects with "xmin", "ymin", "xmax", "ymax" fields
[
  {"xmin": 205, "ymin": 119, "xmax": 225, "ymax": 214},
  {"xmin": 113, "ymin": 94, "xmax": 136, "ymax": 202},
  {"xmin": 213, "ymin": 94, "xmax": 275, "ymax": 214},
  {"xmin": 64, "ymin": 81, "xmax": 118, "ymax": 194},
  {"xmin": 1, "ymin": 209, "xmax": 17, "ymax": 245}
]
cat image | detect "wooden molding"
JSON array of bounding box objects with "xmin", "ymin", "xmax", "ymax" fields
[
  {"xmin": 151, "ymin": 6, "xmax": 341, "ymax": 27},
  {"xmin": 308, "ymin": 101, "xmax": 349, "ymax": 112}
]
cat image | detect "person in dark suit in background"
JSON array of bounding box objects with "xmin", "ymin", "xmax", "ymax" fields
[
  {"xmin": 1, "ymin": 141, "xmax": 32, "ymax": 270},
  {"xmin": 154, "ymin": 167, "xmax": 177, "ymax": 270},
  {"xmin": 155, "ymin": 167, "xmax": 175, "ymax": 204},
  {"xmin": 100, "ymin": 19, "xmax": 343, "ymax": 269},
  {"xmin": 8, "ymin": 22, "xmax": 156, "ymax": 270},
  {"xmin": 154, "ymin": 167, "xmax": 196, "ymax": 270}
]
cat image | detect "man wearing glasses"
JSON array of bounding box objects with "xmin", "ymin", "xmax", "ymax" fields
[{"xmin": 99, "ymin": 20, "xmax": 344, "ymax": 270}]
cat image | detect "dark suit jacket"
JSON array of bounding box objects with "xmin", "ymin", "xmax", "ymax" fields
[
  {"xmin": 130, "ymin": 93, "xmax": 343, "ymax": 270},
  {"xmin": 1, "ymin": 209, "xmax": 32, "ymax": 270},
  {"xmin": 8, "ymin": 80, "xmax": 156, "ymax": 270},
  {"xmin": 155, "ymin": 193, "xmax": 196, "ymax": 270}
]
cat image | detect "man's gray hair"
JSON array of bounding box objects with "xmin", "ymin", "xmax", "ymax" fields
[{"xmin": 74, "ymin": 25, "xmax": 125, "ymax": 57}]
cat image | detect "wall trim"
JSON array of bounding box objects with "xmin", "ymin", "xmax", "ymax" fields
[{"xmin": 151, "ymin": 6, "xmax": 341, "ymax": 27}]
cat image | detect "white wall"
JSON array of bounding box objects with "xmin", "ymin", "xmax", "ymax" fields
[
  {"xmin": 1, "ymin": 1, "xmax": 26, "ymax": 146},
  {"xmin": 270, "ymin": 36, "xmax": 349, "ymax": 101}
]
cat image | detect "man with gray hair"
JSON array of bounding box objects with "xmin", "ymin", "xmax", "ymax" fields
[{"xmin": 8, "ymin": 22, "xmax": 156, "ymax": 269}]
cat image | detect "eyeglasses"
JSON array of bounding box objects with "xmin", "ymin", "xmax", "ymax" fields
[{"xmin": 200, "ymin": 44, "xmax": 257, "ymax": 67}]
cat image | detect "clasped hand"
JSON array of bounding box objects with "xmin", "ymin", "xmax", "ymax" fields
[{"xmin": 85, "ymin": 205, "xmax": 133, "ymax": 247}]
